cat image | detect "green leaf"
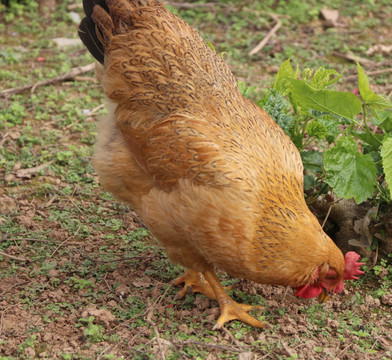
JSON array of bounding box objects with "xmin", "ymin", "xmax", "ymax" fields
[
  {"xmin": 287, "ymin": 79, "xmax": 362, "ymax": 119},
  {"xmin": 238, "ymin": 80, "xmax": 257, "ymax": 98},
  {"xmin": 301, "ymin": 150, "xmax": 324, "ymax": 172},
  {"xmin": 273, "ymin": 59, "xmax": 298, "ymax": 91},
  {"xmin": 206, "ymin": 41, "xmax": 216, "ymax": 52},
  {"xmin": 376, "ymin": 111, "xmax": 392, "ymax": 132},
  {"xmin": 357, "ymin": 62, "xmax": 392, "ymax": 110},
  {"xmin": 324, "ymin": 136, "xmax": 377, "ymax": 203},
  {"xmin": 352, "ymin": 130, "xmax": 383, "ymax": 151},
  {"xmin": 306, "ymin": 121, "xmax": 327, "ymax": 139},
  {"xmin": 316, "ymin": 113, "xmax": 342, "ymax": 144},
  {"xmin": 304, "ymin": 175, "xmax": 315, "ymax": 190},
  {"xmin": 381, "ymin": 137, "xmax": 392, "ymax": 196}
]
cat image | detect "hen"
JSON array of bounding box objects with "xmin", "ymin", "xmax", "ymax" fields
[{"xmin": 78, "ymin": 0, "xmax": 364, "ymax": 329}]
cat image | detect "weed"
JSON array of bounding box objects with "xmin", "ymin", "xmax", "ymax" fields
[{"xmin": 76, "ymin": 316, "xmax": 107, "ymax": 343}]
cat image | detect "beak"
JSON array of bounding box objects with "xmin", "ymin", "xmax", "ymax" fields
[{"xmin": 317, "ymin": 288, "xmax": 330, "ymax": 303}]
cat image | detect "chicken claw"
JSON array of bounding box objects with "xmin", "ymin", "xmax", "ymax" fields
[
  {"xmin": 203, "ymin": 271, "xmax": 265, "ymax": 329},
  {"xmin": 173, "ymin": 269, "xmax": 217, "ymax": 300}
]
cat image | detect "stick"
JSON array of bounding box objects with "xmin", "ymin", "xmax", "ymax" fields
[
  {"xmin": 0, "ymin": 281, "xmax": 30, "ymax": 296},
  {"xmin": 0, "ymin": 63, "xmax": 95, "ymax": 98},
  {"xmin": 321, "ymin": 204, "xmax": 333, "ymax": 228},
  {"xmin": 146, "ymin": 300, "xmax": 166, "ymax": 360},
  {"xmin": 10, "ymin": 238, "xmax": 82, "ymax": 245},
  {"xmin": 0, "ymin": 250, "xmax": 28, "ymax": 262},
  {"xmin": 345, "ymin": 67, "xmax": 392, "ymax": 81},
  {"xmin": 249, "ymin": 13, "xmax": 282, "ymax": 56},
  {"xmin": 50, "ymin": 226, "xmax": 81, "ymax": 258},
  {"xmin": 331, "ymin": 52, "xmax": 374, "ymax": 66},
  {"xmin": 281, "ymin": 286, "xmax": 289, "ymax": 301},
  {"xmin": 176, "ymin": 340, "xmax": 243, "ymax": 353},
  {"xmin": 86, "ymin": 103, "xmax": 105, "ymax": 116},
  {"xmin": 165, "ymin": 2, "xmax": 230, "ymax": 8},
  {"xmin": 280, "ymin": 340, "xmax": 294, "ymax": 357}
]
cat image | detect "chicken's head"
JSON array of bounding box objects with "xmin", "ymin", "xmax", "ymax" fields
[{"xmin": 293, "ymin": 252, "xmax": 364, "ymax": 302}]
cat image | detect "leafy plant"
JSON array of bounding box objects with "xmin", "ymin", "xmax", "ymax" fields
[
  {"xmin": 65, "ymin": 277, "xmax": 95, "ymax": 291},
  {"xmin": 259, "ymin": 59, "xmax": 392, "ymax": 204},
  {"xmin": 76, "ymin": 316, "xmax": 107, "ymax": 343}
]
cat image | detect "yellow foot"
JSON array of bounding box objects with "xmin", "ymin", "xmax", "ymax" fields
[
  {"xmin": 213, "ymin": 300, "xmax": 264, "ymax": 330},
  {"xmin": 203, "ymin": 271, "xmax": 265, "ymax": 329},
  {"xmin": 173, "ymin": 269, "xmax": 217, "ymax": 300}
]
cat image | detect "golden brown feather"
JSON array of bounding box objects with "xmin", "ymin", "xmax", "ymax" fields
[{"xmin": 79, "ymin": 0, "xmax": 363, "ymax": 329}]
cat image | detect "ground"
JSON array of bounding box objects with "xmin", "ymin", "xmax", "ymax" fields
[{"xmin": 0, "ymin": 0, "xmax": 392, "ymax": 359}]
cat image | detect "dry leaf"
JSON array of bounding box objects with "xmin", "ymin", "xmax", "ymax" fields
[
  {"xmin": 366, "ymin": 44, "xmax": 392, "ymax": 56},
  {"xmin": 320, "ymin": 7, "xmax": 339, "ymax": 27},
  {"xmin": 351, "ymin": 205, "xmax": 379, "ymax": 248}
]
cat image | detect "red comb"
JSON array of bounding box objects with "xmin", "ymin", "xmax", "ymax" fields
[{"xmin": 343, "ymin": 251, "xmax": 365, "ymax": 280}]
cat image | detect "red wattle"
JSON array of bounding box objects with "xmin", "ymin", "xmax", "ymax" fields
[{"xmin": 294, "ymin": 284, "xmax": 323, "ymax": 299}]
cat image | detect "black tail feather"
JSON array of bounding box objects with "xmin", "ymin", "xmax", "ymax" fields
[{"xmin": 78, "ymin": 0, "xmax": 110, "ymax": 64}]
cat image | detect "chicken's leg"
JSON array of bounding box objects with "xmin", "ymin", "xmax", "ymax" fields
[
  {"xmin": 203, "ymin": 271, "xmax": 265, "ymax": 329},
  {"xmin": 173, "ymin": 269, "xmax": 217, "ymax": 300}
]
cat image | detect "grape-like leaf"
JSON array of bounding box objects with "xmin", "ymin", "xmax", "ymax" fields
[
  {"xmin": 301, "ymin": 150, "xmax": 323, "ymax": 172},
  {"xmin": 324, "ymin": 136, "xmax": 377, "ymax": 203},
  {"xmin": 381, "ymin": 137, "xmax": 392, "ymax": 196},
  {"xmin": 287, "ymin": 79, "xmax": 362, "ymax": 119},
  {"xmin": 357, "ymin": 62, "xmax": 392, "ymax": 110}
]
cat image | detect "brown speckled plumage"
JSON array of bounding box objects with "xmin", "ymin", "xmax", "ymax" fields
[{"xmin": 79, "ymin": 0, "xmax": 349, "ymax": 328}]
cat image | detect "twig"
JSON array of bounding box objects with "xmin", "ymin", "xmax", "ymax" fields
[
  {"xmin": 86, "ymin": 103, "xmax": 105, "ymax": 116},
  {"xmin": 80, "ymin": 252, "xmax": 156, "ymax": 263},
  {"xmin": 97, "ymin": 342, "xmax": 121, "ymax": 360},
  {"xmin": 0, "ymin": 280, "xmax": 30, "ymax": 297},
  {"xmin": 337, "ymin": 343, "xmax": 353, "ymax": 358},
  {"xmin": 221, "ymin": 327, "xmax": 244, "ymax": 347},
  {"xmin": 175, "ymin": 340, "xmax": 243, "ymax": 353},
  {"xmin": 50, "ymin": 226, "xmax": 81, "ymax": 258},
  {"xmin": 97, "ymin": 345, "xmax": 113, "ymax": 360},
  {"xmin": 45, "ymin": 194, "xmax": 58, "ymax": 208},
  {"xmin": 249, "ymin": 13, "xmax": 282, "ymax": 56},
  {"xmin": 345, "ymin": 67, "xmax": 392, "ymax": 81},
  {"xmin": 145, "ymin": 282, "xmax": 173, "ymax": 316},
  {"xmin": 0, "ymin": 309, "xmax": 4, "ymax": 335},
  {"xmin": 0, "ymin": 250, "xmax": 28, "ymax": 262},
  {"xmin": 321, "ymin": 204, "xmax": 333, "ymax": 228},
  {"xmin": 53, "ymin": 185, "xmax": 83, "ymax": 214},
  {"xmin": 10, "ymin": 237, "xmax": 82, "ymax": 245},
  {"xmin": 281, "ymin": 286, "xmax": 289, "ymax": 301},
  {"xmin": 102, "ymin": 273, "xmax": 113, "ymax": 294},
  {"xmin": 280, "ymin": 340, "xmax": 294, "ymax": 357},
  {"xmin": 0, "ymin": 63, "xmax": 95, "ymax": 98},
  {"xmin": 146, "ymin": 300, "xmax": 166, "ymax": 360},
  {"xmin": 331, "ymin": 51, "xmax": 374, "ymax": 66},
  {"xmin": 73, "ymin": 75, "xmax": 96, "ymax": 82},
  {"xmin": 35, "ymin": 210, "xmax": 48, "ymax": 219},
  {"xmin": 165, "ymin": 2, "xmax": 230, "ymax": 9}
]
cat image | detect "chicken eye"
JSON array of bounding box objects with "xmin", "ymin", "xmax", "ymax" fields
[{"xmin": 326, "ymin": 275, "xmax": 336, "ymax": 280}]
